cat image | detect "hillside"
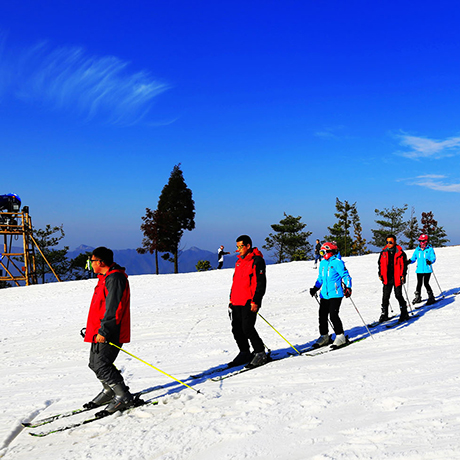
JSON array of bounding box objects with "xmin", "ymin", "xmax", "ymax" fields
[{"xmin": 1, "ymin": 247, "xmax": 460, "ymax": 459}]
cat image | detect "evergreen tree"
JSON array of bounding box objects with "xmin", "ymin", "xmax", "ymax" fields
[
  {"xmin": 350, "ymin": 205, "xmax": 370, "ymax": 255},
  {"xmin": 263, "ymin": 213, "xmax": 312, "ymax": 263},
  {"xmin": 420, "ymin": 211, "xmax": 449, "ymax": 247},
  {"xmin": 403, "ymin": 206, "xmax": 420, "ymax": 250},
  {"xmin": 137, "ymin": 208, "xmax": 171, "ymax": 274},
  {"xmin": 157, "ymin": 164, "xmax": 196, "ymax": 273},
  {"xmin": 371, "ymin": 204, "xmax": 408, "ymax": 248},
  {"xmin": 33, "ymin": 224, "xmax": 70, "ymax": 283},
  {"xmin": 324, "ymin": 198, "xmax": 354, "ymax": 257}
]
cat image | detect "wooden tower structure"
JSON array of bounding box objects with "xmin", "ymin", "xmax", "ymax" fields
[{"xmin": 0, "ymin": 207, "xmax": 61, "ymax": 286}]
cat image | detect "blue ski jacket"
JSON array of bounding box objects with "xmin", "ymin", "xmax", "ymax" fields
[
  {"xmin": 409, "ymin": 245, "xmax": 436, "ymax": 274},
  {"xmin": 314, "ymin": 255, "xmax": 352, "ymax": 299}
]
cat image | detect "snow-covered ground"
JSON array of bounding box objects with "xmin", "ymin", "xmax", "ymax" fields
[{"xmin": 1, "ymin": 246, "xmax": 459, "ymax": 460}]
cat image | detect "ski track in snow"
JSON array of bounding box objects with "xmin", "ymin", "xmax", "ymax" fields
[{"xmin": 1, "ymin": 247, "xmax": 459, "ymax": 459}]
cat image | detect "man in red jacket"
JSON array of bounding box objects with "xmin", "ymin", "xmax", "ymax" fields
[
  {"xmin": 378, "ymin": 235, "xmax": 409, "ymax": 323},
  {"xmin": 228, "ymin": 235, "xmax": 268, "ymax": 369},
  {"xmin": 83, "ymin": 247, "xmax": 134, "ymax": 414}
]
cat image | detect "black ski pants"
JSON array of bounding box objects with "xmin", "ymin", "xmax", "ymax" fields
[
  {"xmin": 318, "ymin": 297, "xmax": 344, "ymax": 336},
  {"xmin": 229, "ymin": 302, "xmax": 265, "ymax": 353},
  {"xmin": 415, "ymin": 273, "xmax": 432, "ymax": 294},
  {"xmin": 88, "ymin": 342, "xmax": 124, "ymax": 385},
  {"xmin": 382, "ymin": 282, "xmax": 406, "ymax": 310}
]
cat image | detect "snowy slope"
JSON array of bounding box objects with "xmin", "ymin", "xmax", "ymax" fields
[{"xmin": 1, "ymin": 246, "xmax": 459, "ymax": 460}]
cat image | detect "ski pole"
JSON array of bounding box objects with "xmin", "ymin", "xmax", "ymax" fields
[
  {"xmin": 402, "ymin": 284, "xmax": 414, "ymax": 314},
  {"xmin": 431, "ymin": 267, "xmax": 444, "ymax": 297},
  {"xmin": 314, "ymin": 293, "xmax": 337, "ymax": 334},
  {"xmin": 347, "ymin": 297, "xmax": 374, "ymax": 340},
  {"xmin": 108, "ymin": 343, "xmax": 201, "ymax": 394},
  {"xmin": 257, "ymin": 313, "xmax": 301, "ymax": 355}
]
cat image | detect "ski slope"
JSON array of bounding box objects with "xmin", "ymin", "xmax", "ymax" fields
[{"xmin": 1, "ymin": 246, "xmax": 459, "ymax": 460}]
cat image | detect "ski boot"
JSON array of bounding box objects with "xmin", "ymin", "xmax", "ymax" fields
[
  {"xmin": 412, "ymin": 291, "xmax": 422, "ymax": 305},
  {"xmin": 312, "ymin": 334, "xmax": 331, "ymax": 349},
  {"xmin": 99, "ymin": 382, "xmax": 134, "ymax": 415},
  {"xmin": 426, "ymin": 290, "xmax": 436, "ymax": 306},
  {"xmin": 228, "ymin": 350, "xmax": 253, "ymax": 368},
  {"xmin": 398, "ymin": 306, "xmax": 410, "ymax": 322},
  {"xmin": 246, "ymin": 351, "xmax": 269, "ymax": 369},
  {"xmin": 83, "ymin": 380, "xmax": 114, "ymax": 409},
  {"xmin": 378, "ymin": 305, "xmax": 389, "ymax": 323},
  {"xmin": 331, "ymin": 333, "xmax": 347, "ymax": 349}
]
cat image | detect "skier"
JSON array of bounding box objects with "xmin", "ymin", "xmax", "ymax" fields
[
  {"xmin": 408, "ymin": 234, "xmax": 436, "ymax": 305},
  {"xmin": 217, "ymin": 245, "xmax": 230, "ymax": 269},
  {"xmin": 377, "ymin": 235, "xmax": 409, "ymax": 323},
  {"xmin": 309, "ymin": 242, "xmax": 352, "ymax": 348},
  {"xmin": 83, "ymin": 247, "xmax": 134, "ymax": 414},
  {"xmin": 228, "ymin": 235, "xmax": 268, "ymax": 368},
  {"xmin": 313, "ymin": 239, "xmax": 321, "ymax": 268}
]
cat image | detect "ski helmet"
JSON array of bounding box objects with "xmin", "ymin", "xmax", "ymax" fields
[
  {"xmin": 320, "ymin": 242, "xmax": 338, "ymax": 260},
  {"xmin": 418, "ymin": 234, "xmax": 429, "ymax": 241}
]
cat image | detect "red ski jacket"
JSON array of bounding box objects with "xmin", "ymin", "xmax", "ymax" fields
[
  {"xmin": 85, "ymin": 264, "xmax": 131, "ymax": 343},
  {"xmin": 230, "ymin": 247, "xmax": 266, "ymax": 307},
  {"xmin": 378, "ymin": 245, "xmax": 407, "ymax": 287}
]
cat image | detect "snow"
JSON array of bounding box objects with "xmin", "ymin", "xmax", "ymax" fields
[{"xmin": 1, "ymin": 246, "xmax": 460, "ymax": 460}]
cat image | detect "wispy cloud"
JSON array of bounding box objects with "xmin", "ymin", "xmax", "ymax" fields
[
  {"xmin": 396, "ymin": 133, "xmax": 460, "ymax": 159},
  {"xmin": 406, "ymin": 174, "xmax": 460, "ymax": 193},
  {"xmin": 15, "ymin": 42, "xmax": 169, "ymax": 125}
]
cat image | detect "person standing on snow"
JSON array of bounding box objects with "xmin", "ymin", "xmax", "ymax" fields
[
  {"xmin": 83, "ymin": 247, "xmax": 134, "ymax": 414},
  {"xmin": 313, "ymin": 239, "xmax": 321, "ymax": 268},
  {"xmin": 309, "ymin": 242, "xmax": 352, "ymax": 348},
  {"xmin": 217, "ymin": 245, "xmax": 230, "ymax": 269},
  {"xmin": 228, "ymin": 235, "xmax": 268, "ymax": 369},
  {"xmin": 408, "ymin": 234, "xmax": 436, "ymax": 305},
  {"xmin": 377, "ymin": 235, "xmax": 409, "ymax": 323}
]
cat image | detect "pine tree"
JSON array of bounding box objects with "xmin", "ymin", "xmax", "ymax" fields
[
  {"xmin": 420, "ymin": 211, "xmax": 449, "ymax": 247},
  {"xmin": 157, "ymin": 164, "xmax": 196, "ymax": 273},
  {"xmin": 350, "ymin": 205, "xmax": 370, "ymax": 255},
  {"xmin": 137, "ymin": 208, "xmax": 171, "ymax": 274},
  {"xmin": 33, "ymin": 224, "xmax": 70, "ymax": 283},
  {"xmin": 403, "ymin": 206, "xmax": 420, "ymax": 250},
  {"xmin": 263, "ymin": 213, "xmax": 312, "ymax": 263},
  {"xmin": 371, "ymin": 204, "xmax": 408, "ymax": 248},
  {"xmin": 324, "ymin": 198, "xmax": 354, "ymax": 257}
]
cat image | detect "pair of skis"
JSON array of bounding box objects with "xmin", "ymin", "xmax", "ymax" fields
[{"xmin": 22, "ymin": 395, "xmax": 158, "ymax": 437}]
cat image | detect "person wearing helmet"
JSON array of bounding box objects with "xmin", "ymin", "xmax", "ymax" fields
[
  {"xmin": 408, "ymin": 234, "xmax": 436, "ymax": 305},
  {"xmin": 378, "ymin": 235, "xmax": 409, "ymax": 323},
  {"xmin": 309, "ymin": 242, "xmax": 352, "ymax": 348}
]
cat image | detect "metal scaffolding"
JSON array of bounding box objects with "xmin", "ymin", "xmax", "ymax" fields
[{"xmin": 0, "ymin": 209, "xmax": 61, "ymax": 286}]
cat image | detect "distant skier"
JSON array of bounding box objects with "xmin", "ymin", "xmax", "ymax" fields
[
  {"xmin": 408, "ymin": 234, "xmax": 436, "ymax": 305},
  {"xmin": 309, "ymin": 242, "xmax": 352, "ymax": 348},
  {"xmin": 217, "ymin": 245, "xmax": 230, "ymax": 269},
  {"xmin": 313, "ymin": 239, "xmax": 321, "ymax": 268},
  {"xmin": 228, "ymin": 235, "xmax": 268, "ymax": 368},
  {"xmin": 83, "ymin": 247, "xmax": 134, "ymax": 414},
  {"xmin": 377, "ymin": 235, "xmax": 409, "ymax": 323}
]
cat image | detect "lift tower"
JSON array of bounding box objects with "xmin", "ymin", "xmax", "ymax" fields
[{"xmin": 0, "ymin": 194, "xmax": 61, "ymax": 286}]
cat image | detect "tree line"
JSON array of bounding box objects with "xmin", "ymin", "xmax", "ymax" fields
[
  {"xmin": 264, "ymin": 199, "xmax": 449, "ymax": 264},
  {"xmin": 2, "ymin": 165, "xmax": 449, "ymax": 286}
]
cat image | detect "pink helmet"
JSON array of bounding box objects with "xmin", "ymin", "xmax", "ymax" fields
[{"xmin": 418, "ymin": 234, "xmax": 429, "ymax": 241}]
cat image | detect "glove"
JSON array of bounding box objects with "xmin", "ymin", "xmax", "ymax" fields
[
  {"xmin": 80, "ymin": 327, "xmax": 86, "ymax": 339},
  {"xmin": 426, "ymin": 260, "xmax": 432, "ymax": 265},
  {"xmin": 343, "ymin": 287, "xmax": 352, "ymax": 298},
  {"xmin": 310, "ymin": 286, "xmax": 320, "ymax": 297}
]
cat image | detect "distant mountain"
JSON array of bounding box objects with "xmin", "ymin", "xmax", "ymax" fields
[{"xmin": 67, "ymin": 245, "xmax": 241, "ymax": 275}]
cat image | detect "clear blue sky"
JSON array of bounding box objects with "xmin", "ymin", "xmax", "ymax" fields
[{"xmin": 1, "ymin": 1, "xmax": 460, "ymax": 253}]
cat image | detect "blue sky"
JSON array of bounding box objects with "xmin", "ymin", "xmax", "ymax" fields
[{"xmin": 1, "ymin": 1, "xmax": 460, "ymax": 253}]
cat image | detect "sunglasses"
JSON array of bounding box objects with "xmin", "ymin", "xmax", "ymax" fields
[
  {"xmin": 386, "ymin": 240, "xmax": 395, "ymax": 245},
  {"xmin": 236, "ymin": 244, "xmax": 246, "ymax": 249}
]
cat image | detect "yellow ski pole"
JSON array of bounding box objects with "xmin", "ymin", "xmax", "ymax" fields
[
  {"xmin": 257, "ymin": 313, "xmax": 301, "ymax": 355},
  {"xmin": 109, "ymin": 342, "xmax": 201, "ymax": 394}
]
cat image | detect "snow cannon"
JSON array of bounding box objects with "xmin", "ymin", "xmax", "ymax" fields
[{"xmin": 0, "ymin": 194, "xmax": 21, "ymax": 212}]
